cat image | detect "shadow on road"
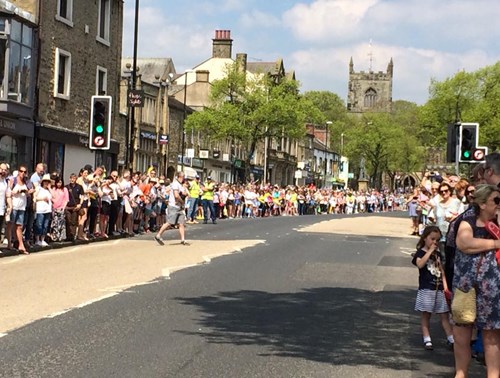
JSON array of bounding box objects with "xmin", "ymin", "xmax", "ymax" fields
[{"xmin": 176, "ymin": 286, "xmax": 458, "ymax": 375}]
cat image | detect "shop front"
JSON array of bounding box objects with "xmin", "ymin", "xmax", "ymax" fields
[{"xmin": 36, "ymin": 124, "xmax": 119, "ymax": 181}]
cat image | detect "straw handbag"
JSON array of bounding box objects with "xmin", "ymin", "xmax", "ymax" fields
[{"xmin": 451, "ymin": 254, "xmax": 484, "ymax": 325}]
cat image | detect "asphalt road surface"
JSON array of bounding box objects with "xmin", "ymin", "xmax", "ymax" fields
[{"xmin": 0, "ymin": 212, "xmax": 486, "ymax": 377}]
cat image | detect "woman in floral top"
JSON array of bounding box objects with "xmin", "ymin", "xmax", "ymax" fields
[{"xmin": 453, "ymin": 184, "xmax": 500, "ymax": 377}]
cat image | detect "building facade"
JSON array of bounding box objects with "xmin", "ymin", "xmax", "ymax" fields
[
  {"xmin": 347, "ymin": 57, "xmax": 393, "ymax": 114},
  {"xmin": 119, "ymin": 58, "xmax": 194, "ymax": 179},
  {"xmin": 0, "ymin": 0, "xmax": 38, "ymax": 169},
  {"xmin": 36, "ymin": 0, "xmax": 123, "ymax": 180}
]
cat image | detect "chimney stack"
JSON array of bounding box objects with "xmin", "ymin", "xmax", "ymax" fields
[
  {"xmin": 212, "ymin": 30, "xmax": 233, "ymax": 59},
  {"xmin": 236, "ymin": 53, "xmax": 247, "ymax": 73}
]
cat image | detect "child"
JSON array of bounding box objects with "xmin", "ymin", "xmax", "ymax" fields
[{"xmin": 412, "ymin": 225, "xmax": 454, "ymax": 350}]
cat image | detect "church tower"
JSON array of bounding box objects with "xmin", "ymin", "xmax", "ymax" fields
[{"xmin": 347, "ymin": 58, "xmax": 393, "ymax": 113}]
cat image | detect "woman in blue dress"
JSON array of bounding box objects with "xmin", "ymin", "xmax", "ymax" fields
[{"xmin": 453, "ymin": 184, "xmax": 500, "ymax": 378}]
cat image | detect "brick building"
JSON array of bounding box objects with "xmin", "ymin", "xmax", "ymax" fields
[{"xmin": 35, "ymin": 0, "xmax": 123, "ymax": 179}]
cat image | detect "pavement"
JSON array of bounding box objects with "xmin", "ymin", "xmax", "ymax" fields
[{"xmin": 0, "ymin": 213, "xmax": 415, "ymax": 336}]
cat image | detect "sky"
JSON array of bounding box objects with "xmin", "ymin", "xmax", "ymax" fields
[{"xmin": 122, "ymin": 0, "xmax": 500, "ymax": 105}]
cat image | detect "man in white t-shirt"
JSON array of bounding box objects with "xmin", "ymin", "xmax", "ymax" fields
[{"xmin": 154, "ymin": 171, "xmax": 188, "ymax": 246}]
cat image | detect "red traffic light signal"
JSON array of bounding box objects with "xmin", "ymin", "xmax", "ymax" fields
[{"xmin": 89, "ymin": 95, "xmax": 112, "ymax": 150}]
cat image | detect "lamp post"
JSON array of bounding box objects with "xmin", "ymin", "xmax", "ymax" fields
[
  {"xmin": 181, "ymin": 70, "xmax": 194, "ymax": 171},
  {"xmin": 323, "ymin": 121, "xmax": 332, "ymax": 188},
  {"xmin": 125, "ymin": 0, "xmax": 140, "ymax": 171},
  {"xmin": 154, "ymin": 74, "xmax": 172, "ymax": 175}
]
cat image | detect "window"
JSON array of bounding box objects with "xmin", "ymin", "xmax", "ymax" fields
[
  {"xmin": 97, "ymin": 0, "xmax": 110, "ymax": 45},
  {"xmin": 6, "ymin": 19, "xmax": 33, "ymax": 104},
  {"xmin": 56, "ymin": 0, "xmax": 73, "ymax": 26},
  {"xmin": 54, "ymin": 48, "xmax": 71, "ymax": 99},
  {"xmin": 364, "ymin": 88, "xmax": 377, "ymax": 108},
  {"xmin": 96, "ymin": 66, "xmax": 107, "ymax": 95}
]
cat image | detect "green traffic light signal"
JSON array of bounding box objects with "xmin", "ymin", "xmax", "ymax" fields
[
  {"xmin": 463, "ymin": 150, "xmax": 471, "ymax": 159},
  {"xmin": 96, "ymin": 124, "xmax": 104, "ymax": 133}
]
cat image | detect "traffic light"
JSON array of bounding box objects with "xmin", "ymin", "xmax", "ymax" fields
[
  {"xmin": 459, "ymin": 123, "xmax": 478, "ymax": 162},
  {"xmin": 89, "ymin": 95, "xmax": 112, "ymax": 150},
  {"xmin": 446, "ymin": 123, "xmax": 458, "ymax": 163}
]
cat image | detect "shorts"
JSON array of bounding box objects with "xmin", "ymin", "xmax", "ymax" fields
[
  {"xmin": 101, "ymin": 201, "xmax": 111, "ymax": 216},
  {"xmin": 167, "ymin": 205, "xmax": 185, "ymax": 226},
  {"xmin": 10, "ymin": 209, "xmax": 25, "ymax": 226}
]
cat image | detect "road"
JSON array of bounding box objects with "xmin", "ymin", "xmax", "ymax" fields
[{"xmin": 0, "ymin": 212, "xmax": 485, "ymax": 377}]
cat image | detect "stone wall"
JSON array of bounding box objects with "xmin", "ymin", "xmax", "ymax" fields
[{"xmin": 37, "ymin": 0, "xmax": 124, "ymax": 151}]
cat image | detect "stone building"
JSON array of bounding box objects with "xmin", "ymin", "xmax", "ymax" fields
[
  {"xmin": 0, "ymin": 0, "xmax": 38, "ymax": 169},
  {"xmin": 347, "ymin": 57, "xmax": 393, "ymax": 114},
  {"xmin": 119, "ymin": 58, "xmax": 193, "ymax": 179},
  {"xmin": 35, "ymin": 0, "xmax": 123, "ymax": 179}
]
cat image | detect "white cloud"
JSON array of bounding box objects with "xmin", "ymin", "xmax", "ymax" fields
[
  {"xmin": 239, "ymin": 10, "xmax": 282, "ymax": 29},
  {"xmin": 283, "ymin": 0, "xmax": 379, "ymax": 42}
]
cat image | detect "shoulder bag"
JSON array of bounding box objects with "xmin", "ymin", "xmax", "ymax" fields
[{"xmin": 451, "ymin": 253, "xmax": 484, "ymax": 325}]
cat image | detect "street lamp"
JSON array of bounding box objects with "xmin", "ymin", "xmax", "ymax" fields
[
  {"xmin": 323, "ymin": 121, "xmax": 332, "ymax": 188},
  {"xmin": 154, "ymin": 73, "xmax": 173, "ymax": 175},
  {"xmin": 181, "ymin": 69, "xmax": 195, "ymax": 170},
  {"xmin": 123, "ymin": 63, "xmax": 140, "ymax": 170}
]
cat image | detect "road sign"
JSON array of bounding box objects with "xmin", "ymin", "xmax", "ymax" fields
[{"xmin": 473, "ymin": 147, "xmax": 488, "ymax": 162}]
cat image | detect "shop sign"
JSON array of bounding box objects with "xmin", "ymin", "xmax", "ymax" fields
[
  {"xmin": 128, "ymin": 90, "xmax": 144, "ymax": 107},
  {"xmin": 158, "ymin": 134, "xmax": 169, "ymax": 145},
  {"xmin": 0, "ymin": 118, "xmax": 16, "ymax": 131},
  {"xmin": 140, "ymin": 131, "xmax": 156, "ymax": 140}
]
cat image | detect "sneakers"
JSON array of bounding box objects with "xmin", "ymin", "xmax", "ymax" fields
[
  {"xmin": 41, "ymin": 241, "xmax": 49, "ymax": 247},
  {"xmin": 154, "ymin": 235, "xmax": 165, "ymax": 246},
  {"xmin": 181, "ymin": 240, "xmax": 189, "ymax": 246},
  {"xmin": 424, "ymin": 341, "xmax": 433, "ymax": 350}
]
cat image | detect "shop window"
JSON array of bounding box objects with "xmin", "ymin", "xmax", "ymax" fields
[
  {"xmin": 97, "ymin": 0, "xmax": 110, "ymax": 45},
  {"xmin": 56, "ymin": 0, "xmax": 74, "ymax": 27},
  {"xmin": 0, "ymin": 135, "xmax": 18, "ymax": 168},
  {"xmin": 54, "ymin": 48, "xmax": 71, "ymax": 99}
]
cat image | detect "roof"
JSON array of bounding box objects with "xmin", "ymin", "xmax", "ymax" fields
[{"xmin": 121, "ymin": 58, "xmax": 176, "ymax": 84}]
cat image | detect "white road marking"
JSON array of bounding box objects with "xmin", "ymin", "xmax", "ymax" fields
[
  {"xmin": 400, "ymin": 246, "xmax": 414, "ymax": 256},
  {"xmin": 0, "ymin": 333, "xmax": 7, "ymax": 338},
  {"xmin": 75, "ymin": 292, "xmax": 119, "ymax": 308}
]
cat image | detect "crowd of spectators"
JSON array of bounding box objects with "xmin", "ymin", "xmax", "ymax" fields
[
  {"xmin": 406, "ymin": 154, "xmax": 500, "ymax": 377},
  {"xmin": 0, "ymin": 161, "xmax": 408, "ymax": 254}
]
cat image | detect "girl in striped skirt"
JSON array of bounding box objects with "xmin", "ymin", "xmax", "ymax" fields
[{"xmin": 412, "ymin": 225, "xmax": 454, "ymax": 350}]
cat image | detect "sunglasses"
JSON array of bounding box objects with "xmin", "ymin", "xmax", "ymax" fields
[
  {"xmin": 19, "ymin": 169, "xmax": 27, "ymax": 173},
  {"xmin": 440, "ymin": 189, "xmax": 450, "ymax": 194}
]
